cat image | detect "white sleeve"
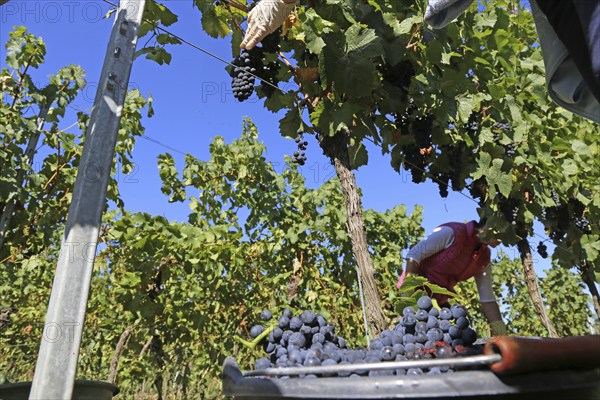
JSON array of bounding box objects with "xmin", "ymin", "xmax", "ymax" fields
[
  {"xmin": 406, "ymin": 226, "xmax": 455, "ymax": 264},
  {"xmin": 474, "ymin": 263, "xmax": 496, "ymax": 302}
]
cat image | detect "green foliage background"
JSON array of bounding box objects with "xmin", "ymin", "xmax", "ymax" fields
[{"xmin": 1, "ymin": 0, "xmax": 598, "ymax": 396}]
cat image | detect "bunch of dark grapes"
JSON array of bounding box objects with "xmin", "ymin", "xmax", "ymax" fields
[
  {"xmin": 569, "ymin": 199, "xmax": 591, "ymax": 233},
  {"xmin": 448, "ymin": 144, "xmax": 466, "ymax": 190},
  {"xmin": 491, "ymin": 121, "xmax": 510, "ymax": 144},
  {"xmin": 230, "ymin": 48, "xmax": 263, "ymax": 101},
  {"xmin": 256, "ymin": 60, "xmax": 281, "ymax": 97},
  {"xmin": 378, "ymin": 60, "xmax": 416, "ymax": 95},
  {"xmin": 498, "ymin": 197, "xmax": 519, "ymax": 225},
  {"xmin": 575, "ymin": 217, "xmax": 591, "ymax": 233},
  {"xmin": 537, "ymin": 242, "xmax": 548, "ymax": 259},
  {"xmin": 402, "ymin": 144, "xmax": 426, "ymax": 183},
  {"xmin": 412, "ymin": 115, "xmax": 433, "ymax": 149},
  {"xmin": 505, "ymin": 143, "xmax": 516, "ymax": 157},
  {"xmin": 544, "ymin": 205, "xmax": 570, "ymax": 240},
  {"xmin": 292, "ymin": 130, "xmax": 308, "ymax": 165},
  {"xmin": 467, "ymin": 178, "xmax": 486, "ymax": 202},
  {"xmin": 261, "ymin": 28, "xmax": 282, "ymax": 53},
  {"xmin": 551, "ymin": 191, "xmax": 560, "ymax": 206},
  {"xmin": 463, "ymin": 113, "xmax": 481, "ymax": 136},
  {"xmin": 437, "ymin": 174, "xmax": 450, "ymax": 198},
  {"xmin": 248, "ymin": 297, "xmax": 484, "ymax": 378}
]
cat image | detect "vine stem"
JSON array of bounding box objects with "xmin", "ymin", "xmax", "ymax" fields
[{"xmin": 108, "ymin": 324, "xmax": 134, "ymax": 383}]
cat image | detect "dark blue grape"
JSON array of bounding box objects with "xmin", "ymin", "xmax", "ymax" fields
[
  {"xmin": 449, "ymin": 325, "xmax": 462, "ymax": 339},
  {"xmin": 364, "ymin": 349, "xmax": 382, "ymax": 361},
  {"xmin": 300, "ymin": 310, "xmax": 317, "ymax": 326},
  {"xmin": 289, "ymin": 316, "xmax": 303, "ymax": 331},
  {"xmin": 407, "ymin": 368, "xmax": 424, "ymax": 375},
  {"xmin": 436, "ymin": 345, "xmax": 452, "ymax": 359},
  {"xmin": 250, "ymin": 325, "xmax": 265, "ymax": 338},
  {"xmin": 263, "ymin": 341, "xmax": 276, "ymax": 353},
  {"xmin": 392, "ymin": 343, "xmax": 405, "ymax": 355},
  {"xmin": 415, "ymin": 321, "xmax": 428, "ymax": 333},
  {"xmin": 439, "ymin": 308, "xmax": 452, "ymax": 320},
  {"xmin": 401, "ymin": 315, "xmax": 417, "ymax": 333},
  {"xmin": 324, "ymin": 349, "xmax": 342, "ymax": 363},
  {"xmin": 426, "ymin": 316, "xmax": 439, "ymax": 329},
  {"xmin": 278, "ymin": 315, "xmax": 290, "ymax": 329},
  {"xmin": 402, "ymin": 306, "xmax": 416, "ymax": 316},
  {"xmin": 462, "ymin": 327, "xmax": 477, "ymax": 345},
  {"xmin": 260, "ymin": 309, "xmax": 273, "ymax": 321},
  {"xmin": 300, "ymin": 325, "xmax": 312, "ymax": 336},
  {"xmin": 381, "ymin": 335, "xmax": 393, "ymax": 347},
  {"xmin": 416, "ymin": 309, "xmax": 429, "ymax": 321},
  {"xmin": 414, "ymin": 332, "xmax": 428, "ymax": 344},
  {"xmin": 455, "ymin": 316, "xmax": 469, "ymax": 330},
  {"xmin": 417, "ymin": 295, "xmax": 433, "ymax": 311},
  {"xmin": 403, "ymin": 334, "xmax": 416, "ymax": 345},
  {"xmin": 275, "ymin": 345, "xmax": 288, "ymax": 358},
  {"xmin": 426, "ymin": 328, "xmax": 444, "ymax": 342},
  {"xmin": 288, "ymin": 332, "xmax": 306, "ymax": 348},
  {"xmin": 316, "ymin": 314, "xmax": 327, "ymax": 327},
  {"xmin": 404, "ymin": 343, "xmax": 417, "ymax": 354},
  {"xmin": 255, "ymin": 357, "xmax": 271, "ymax": 370},
  {"xmin": 288, "ymin": 349, "xmax": 304, "ymax": 364},
  {"xmin": 439, "ymin": 319, "xmax": 452, "ymax": 332},
  {"xmin": 337, "ymin": 360, "xmax": 352, "ymax": 377},
  {"xmin": 381, "ymin": 346, "xmax": 395, "ymax": 361},
  {"xmin": 310, "ymin": 342, "xmax": 323, "ymax": 351},
  {"xmin": 451, "ymin": 305, "xmax": 467, "ymax": 319}
]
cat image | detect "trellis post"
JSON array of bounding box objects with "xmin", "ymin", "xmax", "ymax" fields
[{"xmin": 29, "ymin": 1, "xmax": 146, "ymax": 398}]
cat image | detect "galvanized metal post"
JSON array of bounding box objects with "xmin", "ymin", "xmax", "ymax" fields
[{"xmin": 29, "ymin": 1, "xmax": 146, "ymax": 398}]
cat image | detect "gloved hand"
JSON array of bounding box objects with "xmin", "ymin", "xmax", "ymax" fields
[
  {"xmin": 241, "ymin": 0, "xmax": 296, "ymax": 50},
  {"xmin": 489, "ymin": 320, "xmax": 509, "ymax": 336}
]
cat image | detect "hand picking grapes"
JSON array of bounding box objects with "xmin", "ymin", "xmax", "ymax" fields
[
  {"xmin": 398, "ymin": 218, "xmax": 509, "ymax": 337},
  {"xmin": 240, "ymin": 0, "xmax": 297, "ymax": 50}
]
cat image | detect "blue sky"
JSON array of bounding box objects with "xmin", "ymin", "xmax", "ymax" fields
[{"xmin": 1, "ymin": 0, "xmax": 550, "ymax": 268}]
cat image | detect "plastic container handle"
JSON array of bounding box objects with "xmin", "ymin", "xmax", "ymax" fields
[{"xmin": 484, "ymin": 335, "xmax": 600, "ymax": 375}]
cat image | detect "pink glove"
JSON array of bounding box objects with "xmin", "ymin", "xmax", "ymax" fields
[
  {"xmin": 396, "ymin": 268, "xmax": 407, "ymax": 289},
  {"xmin": 241, "ymin": 0, "xmax": 296, "ymax": 50}
]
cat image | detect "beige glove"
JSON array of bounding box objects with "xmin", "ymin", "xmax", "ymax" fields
[
  {"xmin": 489, "ymin": 320, "xmax": 509, "ymax": 336},
  {"xmin": 241, "ymin": 0, "xmax": 296, "ymax": 50}
]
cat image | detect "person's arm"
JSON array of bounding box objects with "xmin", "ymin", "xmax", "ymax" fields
[
  {"xmin": 397, "ymin": 226, "xmax": 454, "ymax": 288},
  {"xmin": 475, "ymin": 264, "xmax": 508, "ymax": 335},
  {"xmin": 405, "ymin": 226, "xmax": 455, "ymax": 267}
]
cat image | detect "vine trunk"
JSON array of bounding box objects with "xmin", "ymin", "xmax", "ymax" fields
[
  {"xmin": 517, "ymin": 239, "xmax": 558, "ymax": 337},
  {"xmin": 320, "ymin": 132, "xmax": 388, "ymax": 336}
]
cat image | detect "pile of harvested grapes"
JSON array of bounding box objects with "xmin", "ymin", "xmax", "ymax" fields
[{"xmin": 247, "ymin": 296, "xmax": 484, "ymax": 377}]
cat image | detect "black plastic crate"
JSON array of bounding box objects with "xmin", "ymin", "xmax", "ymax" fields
[{"xmin": 222, "ymin": 356, "xmax": 600, "ymax": 400}]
